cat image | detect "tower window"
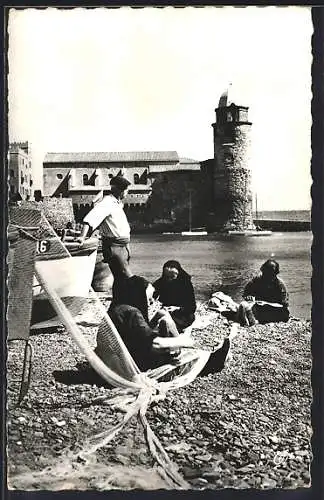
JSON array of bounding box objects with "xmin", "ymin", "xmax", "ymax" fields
[
  {"xmin": 134, "ymin": 173, "xmax": 140, "ymax": 185},
  {"xmin": 83, "ymin": 174, "xmax": 89, "ymax": 185}
]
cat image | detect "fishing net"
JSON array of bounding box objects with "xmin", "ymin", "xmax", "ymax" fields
[{"xmin": 9, "ymin": 208, "xmax": 219, "ymax": 489}]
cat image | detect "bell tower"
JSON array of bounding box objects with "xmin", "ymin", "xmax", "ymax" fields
[{"xmin": 211, "ymin": 85, "xmax": 254, "ymax": 231}]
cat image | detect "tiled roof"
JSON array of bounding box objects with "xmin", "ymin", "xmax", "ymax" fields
[
  {"xmin": 149, "ymin": 162, "xmax": 201, "ymax": 173},
  {"xmin": 44, "ymin": 151, "xmax": 179, "ymax": 164}
]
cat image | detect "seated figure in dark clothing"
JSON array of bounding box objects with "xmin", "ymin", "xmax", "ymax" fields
[
  {"xmin": 238, "ymin": 259, "xmax": 290, "ymax": 326},
  {"xmin": 153, "ymin": 260, "xmax": 196, "ymax": 332},
  {"xmin": 95, "ymin": 270, "xmax": 183, "ymax": 371},
  {"xmin": 95, "ymin": 267, "xmax": 231, "ymax": 376}
]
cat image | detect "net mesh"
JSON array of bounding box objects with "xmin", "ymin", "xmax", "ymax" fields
[
  {"xmin": 9, "ymin": 209, "xmax": 214, "ymax": 489},
  {"xmin": 25, "ymin": 211, "xmax": 211, "ymax": 392}
]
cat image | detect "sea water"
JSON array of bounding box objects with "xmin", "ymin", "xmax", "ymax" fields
[{"xmin": 129, "ymin": 232, "xmax": 312, "ymax": 319}]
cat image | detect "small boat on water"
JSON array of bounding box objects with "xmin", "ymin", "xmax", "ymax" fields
[
  {"xmin": 181, "ymin": 190, "xmax": 208, "ymax": 236},
  {"xmin": 8, "ymin": 227, "xmax": 98, "ymax": 329},
  {"xmin": 181, "ymin": 230, "xmax": 208, "ymax": 236}
]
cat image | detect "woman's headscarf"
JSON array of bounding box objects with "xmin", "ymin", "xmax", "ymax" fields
[
  {"xmin": 153, "ymin": 260, "xmax": 195, "ymax": 313},
  {"xmin": 162, "ymin": 260, "xmax": 191, "ymax": 281},
  {"xmin": 260, "ymin": 259, "xmax": 280, "ymax": 277},
  {"xmin": 112, "ymin": 275, "xmax": 150, "ymax": 321}
]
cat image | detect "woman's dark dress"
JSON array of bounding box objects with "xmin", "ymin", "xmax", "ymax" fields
[
  {"xmin": 153, "ymin": 270, "xmax": 196, "ymax": 331},
  {"xmin": 106, "ymin": 275, "xmax": 173, "ymax": 370},
  {"xmin": 243, "ymin": 275, "xmax": 290, "ymax": 324}
]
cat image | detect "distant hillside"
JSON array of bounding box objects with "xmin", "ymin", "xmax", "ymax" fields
[{"xmin": 254, "ymin": 210, "xmax": 311, "ymax": 222}]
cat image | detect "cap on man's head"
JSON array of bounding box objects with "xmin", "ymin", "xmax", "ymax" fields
[{"xmin": 110, "ymin": 175, "xmax": 131, "ymax": 191}]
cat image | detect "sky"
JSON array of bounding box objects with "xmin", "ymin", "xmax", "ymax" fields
[{"xmin": 8, "ymin": 6, "xmax": 312, "ymax": 211}]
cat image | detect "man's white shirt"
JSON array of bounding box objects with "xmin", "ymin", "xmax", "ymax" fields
[{"xmin": 83, "ymin": 195, "xmax": 130, "ymax": 239}]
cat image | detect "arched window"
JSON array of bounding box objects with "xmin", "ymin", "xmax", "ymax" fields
[
  {"xmin": 134, "ymin": 173, "xmax": 140, "ymax": 185},
  {"xmin": 83, "ymin": 174, "xmax": 89, "ymax": 185}
]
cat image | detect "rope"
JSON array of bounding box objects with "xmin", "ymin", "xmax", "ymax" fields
[
  {"xmin": 34, "ymin": 265, "xmax": 142, "ymax": 390},
  {"xmin": 33, "ymin": 265, "xmax": 204, "ymax": 487},
  {"xmin": 29, "ymin": 213, "xmax": 217, "ymax": 488},
  {"xmin": 13, "ymin": 226, "xmax": 39, "ymax": 241},
  {"xmin": 11, "ymin": 224, "xmax": 39, "ymax": 231}
]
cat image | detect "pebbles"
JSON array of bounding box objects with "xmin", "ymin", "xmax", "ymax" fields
[{"xmin": 6, "ymin": 306, "xmax": 312, "ymax": 490}]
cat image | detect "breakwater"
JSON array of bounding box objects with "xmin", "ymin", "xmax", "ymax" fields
[{"xmin": 254, "ymin": 219, "xmax": 311, "ymax": 232}]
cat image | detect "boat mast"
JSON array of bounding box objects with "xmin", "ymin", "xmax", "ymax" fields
[{"xmin": 189, "ymin": 190, "xmax": 192, "ymax": 232}]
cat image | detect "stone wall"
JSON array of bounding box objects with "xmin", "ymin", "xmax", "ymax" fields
[
  {"xmin": 43, "ymin": 168, "xmax": 70, "ymax": 197},
  {"xmin": 232, "ymin": 126, "xmax": 251, "ymax": 170},
  {"xmin": 19, "ymin": 198, "xmax": 75, "ymax": 231},
  {"xmin": 210, "ymin": 165, "xmax": 254, "ymax": 231},
  {"xmin": 211, "ymin": 112, "xmax": 254, "ymax": 231}
]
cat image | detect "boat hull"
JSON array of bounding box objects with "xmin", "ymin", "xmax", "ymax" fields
[
  {"xmin": 181, "ymin": 231, "xmax": 208, "ymax": 236},
  {"xmin": 31, "ymin": 238, "xmax": 98, "ymax": 329}
]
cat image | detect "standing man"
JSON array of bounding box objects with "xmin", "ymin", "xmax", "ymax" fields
[{"xmin": 78, "ymin": 175, "xmax": 132, "ymax": 279}]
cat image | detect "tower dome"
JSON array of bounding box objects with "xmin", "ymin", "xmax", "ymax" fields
[{"xmin": 218, "ymin": 83, "xmax": 246, "ymax": 108}]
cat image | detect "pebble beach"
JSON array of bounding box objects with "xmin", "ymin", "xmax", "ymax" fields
[{"xmin": 7, "ymin": 302, "xmax": 312, "ymax": 491}]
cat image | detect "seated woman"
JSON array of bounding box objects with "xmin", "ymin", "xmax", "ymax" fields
[
  {"xmin": 153, "ymin": 260, "xmax": 196, "ymax": 332},
  {"xmin": 96, "ymin": 269, "xmax": 181, "ymax": 371},
  {"xmin": 95, "ymin": 267, "xmax": 231, "ymax": 376},
  {"xmin": 237, "ymin": 259, "xmax": 290, "ymax": 326}
]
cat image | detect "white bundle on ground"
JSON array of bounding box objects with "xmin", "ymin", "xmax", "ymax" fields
[{"xmin": 208, "ymin": 291, "xmax": 239, "ymax": 312}]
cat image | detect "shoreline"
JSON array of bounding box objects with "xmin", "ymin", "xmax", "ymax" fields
[{"xmin": 7, "ymin": 302, "xmax": 312, "ymax": 490}]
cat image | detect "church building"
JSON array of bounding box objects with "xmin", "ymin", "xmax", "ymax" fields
[{"xmin": 42, "ymin": 86, "xmax": 254, "ymax": 232}]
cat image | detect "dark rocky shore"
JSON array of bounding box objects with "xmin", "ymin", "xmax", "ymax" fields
[{"xmin": 7, "ymin": 303, "xmax": 312, "ymax": 490}]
